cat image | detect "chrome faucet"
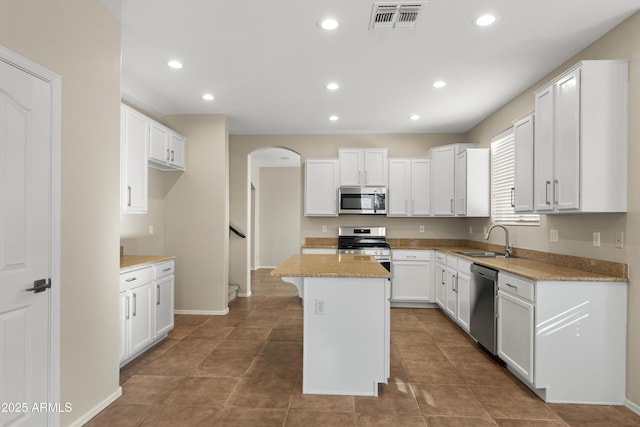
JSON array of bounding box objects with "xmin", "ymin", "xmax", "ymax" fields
[{"xmin": 484, "ymin": 224, "xmax": 512, "ymax": 258}]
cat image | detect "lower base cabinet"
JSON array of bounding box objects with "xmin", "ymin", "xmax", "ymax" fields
[
  {"xmin": 120, "ymin": 259, "xmax": 175, "ymax": 366},
  {"xmin": 391, "ymin": 250, "xmax": 433, "ymax": 303}
]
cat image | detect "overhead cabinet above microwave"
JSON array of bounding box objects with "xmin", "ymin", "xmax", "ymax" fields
[
  {"xmin": 531, "ymin": 60, "xmax": 628, "ymax": 213},
  {"xmin": 339, "ymin": 148, "xmax": 388, "ymax": 187}
]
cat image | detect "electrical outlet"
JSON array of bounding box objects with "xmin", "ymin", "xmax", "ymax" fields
[
  {"xmin": 419, "ymin": 225, "xmax": 425, "ymax": 233},
  {"xmin": 550, "ymin": 229, "xmax": 559, "ymax": 242},
  {"xmin": 469, "ymin": 226, "xmax": 473, "ymax": 234},
  {"xmin": 315, "ymin": 298, "xmax": 325, "ymax": 315},
  {"xmin": 615, "ymin": 232, "xmax": 624, "ymax": 249},
  {"xmin": 593, "ymin": 232, "xmax": 601, "ymax": 247},
  {"xmin": 322, "ymin": 225, "xmax": 327, "ymax": 233},
  {"xmin": 148, "ymin": 225, "xmax": 154, "ymax": 235}
]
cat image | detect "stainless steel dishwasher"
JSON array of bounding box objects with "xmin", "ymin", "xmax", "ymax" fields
[{"xmin": 470, "ymin": 263, "xmax": 499, "ymax": 355}]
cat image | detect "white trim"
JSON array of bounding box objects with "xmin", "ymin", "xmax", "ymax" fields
[
  {"xmin": 238, "ymin": 291, "xmax": 252, "ymax": 297},
  {"xmin": 626, "ymin": 399, "xmax": 640, "ymax": 416},
  {"xmin": 174, "ymin": 308, "xmax": 230, "ymax": 316},
  {"xmin": 67, "ymin": 387, "xmax": 122, "ymax": 427},
  {"xmin": 257, "ymin": 265, "xmax": 278, "ymax": 269},
  {"xmin": 0, "ymin": 44, "xmax": 62, "ymax": 427}
]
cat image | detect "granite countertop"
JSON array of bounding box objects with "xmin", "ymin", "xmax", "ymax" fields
[
  {"xmin": 120, "ymin": 255, "xmax": 175, "ymax": 270},
  {"xmin": 302, "ymin": 238, "xmax": 627, "ymax": 282},
  {"xmin": 272, "ymin": 254, "xmax": 390, "ymax": 279}
]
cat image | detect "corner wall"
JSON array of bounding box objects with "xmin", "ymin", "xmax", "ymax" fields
[{"xmin": 0, "ymin": 0, "xmax": 122, "ymax": 424}]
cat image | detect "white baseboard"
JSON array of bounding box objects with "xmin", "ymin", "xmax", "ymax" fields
[
  {"xmin": 174, "ymin": 308, "xmax": 230, "ymax": 316},
  {"xmin": 256, "ymin": 265, "xmax": 277, "ymax": 269},
  {"xmin": 626, "ymin": 398, "xmax": 640, "ymax": 416},
  {"xmin": 68, "ymin": 387, "xmax": 122, "ymax": 427},
  {"xmin": 238, "ymin": 291, "xmax": 252, "ymax": 297}
]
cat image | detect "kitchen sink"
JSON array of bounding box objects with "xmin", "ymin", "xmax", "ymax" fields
[{"xmin": 454, "ymin": 251, "xmax": 511, "ymax": 259}]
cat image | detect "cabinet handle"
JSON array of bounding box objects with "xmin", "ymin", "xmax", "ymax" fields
[
  {"xmin": 127, "ymin": 186, "xmax": 132, "ymax": 207},
  {"xmin": 553, "ymin": 179, "xmax": 559, "ymax": 206},
  {"xmin": 132, "ymin": 293, "xmax": 137, "ymax": 317},
  {"xmin": 125, "ymin": 277, "xmax": 137, "ymax": 282},
  {"xmin": 441, "ymin": 269, "xmax": 445, "ymax": 285},
  {"xmin": 510, "ymin": 187, "xmax": 515, "ymax": 208},
  {"xmin": 364, "ymin": 170, "xmax": 368, "ymax": 185},
  {"xmin": 407, "ymin": 255, "xmax": 416, "ymax": 259},
  {"xmin": 166, "ymin": 148, "xmax": 170, "ymax": 161},
  {"xmin": 162, "ymin": 267, "xmax": 171, "ymax": 272},
  {"xmin": 545, "ymin": 181, "xmax": 551, "ymax": 205},
  {"xmin": 450, "ymin": 198, "xmax": 454, "ymax": 213},
  {"xmin": 157, "ymin": 285, "xmax": 160, "ymax": 306},
  {"xmin": 452, "ymin": 273, "xmax": 457, "ymax": 292},
  {"xmin": 171, "ymin": 150, "xmax": 175, "ymax": 162},
  {"xmin": 126, "ymin": 296, "xmax": 130, "ymax": 320},
  {"xmin": 505, "ymin": 283, "xmax": 518, "ymax": 290}
]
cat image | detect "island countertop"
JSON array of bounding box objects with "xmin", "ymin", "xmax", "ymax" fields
[{"xmin": 271, "ymin": 254, "xmax": 390, "ymax": 278}]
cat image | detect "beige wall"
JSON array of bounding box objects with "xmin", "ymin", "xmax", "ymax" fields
[
  {"xmin": 0, "ymin": 0, "xmax": 122, "ymax": 425},
  {"xmin": 257, "ymin": 167, "xmax": 301, "ymax": 267},
  {"xmin": 162, "ymin": 115, "xmax": 230, "ymax": 313},
  {"xmin": 465, "ymin": 12, "xmax": 640, "ymax": 406}
]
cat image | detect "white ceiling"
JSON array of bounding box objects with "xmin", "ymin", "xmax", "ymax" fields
[{"xmin": 103, "ymin": 0, "xmax": 640, "ymax": 135}]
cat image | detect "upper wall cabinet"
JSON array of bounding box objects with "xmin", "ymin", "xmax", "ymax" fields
[
  {"xmin": 513, "ymin": 114, "xmax": 535, "ymax": 212},
  {"xmin": 455, "ymin": 148, "xmax": 489, "ymax": 217},
  {"xmin": 429, "ymin": 143, "xmax": 480, "ymax": 216},
  {"xmin": 305, "ymin": 159, "xmax": 339, "ymax": 216},
  {"xmin": 121, "ymin": 104, "xmax": 149, "ymax": 214},
  {"xmin": 533, "ymin": 60, "xmax": 628, "ymax": 213},
  {"xmin": 149, "ymin": 121, "xmax": 186, "ymax": 171},
  {"xmin": 339, "ymin": 148, "xmax": 387, "ymax": 187},
  {"xmin": 387, "ymin": 158, "xmax": 431, "ymax": 217}
]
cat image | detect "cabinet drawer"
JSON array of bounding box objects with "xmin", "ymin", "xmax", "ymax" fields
[
  {"xmin": 392, "ymin": 250, "xmax": 430, "ymax": 261},
  {"xmin": 498, "ymin": 272, "xmax": 534, "ymax": 302},
  {"xmin": 435, "ymin": 252, "xmax": 447, "ymax": 264},
  {"xmin": 120, "ymin": 266, "xmax": 153, "ymax": 288},
  {"xmin": 155, "ymin": 260, "xmax": 175, "ymax": 278},
  {"xmin": 446, "ymin": 255, "xmax": 459, "ymax": 269}
]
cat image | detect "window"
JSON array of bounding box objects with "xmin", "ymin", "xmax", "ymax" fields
[{"xmin": 490, "ymin": 129, "xmax": 539, "ymax": 225}]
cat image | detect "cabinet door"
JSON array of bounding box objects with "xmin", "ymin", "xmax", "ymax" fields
[
  {"xmin": 514, "ymin": 115, "xmax": 535, "ymax": 212},
  {"xmin": 121, "ymin": 106, "xmax": 149, "ymax": 213},
  {"xmin": 434, "ymin": 263, "xmax": 446, "ymax": 309},
  {"xmin": 155, "ymin": 276, "xmax": 174, "ymax": 337},
  {"xmin": 169, "ymin": 132, "xmax": 186, "ymax": 170},
  {"xmin": 432, "ymin": 146, "xmax": 455, "ymax": 215},
  {"xmin": 456, "ymin": 271, "xmax": 471, "ymax": 332},
  {"xmin": 554, "ymin": 69, "xmax": 580, "ymax": 211},
  {"xmin": 444, "ymin": 267, "xmax": 457, "ymax": 318},
  {"xmin": 411, "ymin": 159, "xmax": 431, "ymax": 216},
  {"xmin": 129, "ymin": 281, "xmax": 154, "ymax": 355},
  {"xmin": 119, "ymin": 290, "xmax": 129, "ymax": 363},
  {"xmin": 339, "ymin": 149, "xmax": 362, "ymax": 186},
  {"xmin": 305, "ymin": 160, "xmax": 338, "ymax": 216},
  {"xmin": 149, "ymin": 121, "xmax": 169, "ymax": 164},
  {"xmin": 387, "ymin": 159, "xmax": 409, "ymax": 216},
  {"xmin": 497, "ymin": 290, "xmax": 534, "ymax": 383},
  {"xmin": 391, "ymin": 261, "xmax": 430, "ymax": 301},
  {"xmin": 363, "ymin": 149, "xmax": 387, "ymax": 186},
  {"xmin": 455, "ymin": 152, "xmax": 467, "ymax": 215},
  {"xmin": 533, "ymin": 86, "xmax": 554, "ymax": 212}
]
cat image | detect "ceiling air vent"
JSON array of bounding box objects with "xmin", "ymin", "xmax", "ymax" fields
[{"xmin": 369, "ymin": 2, "xmax": 425, "ymax": 30}]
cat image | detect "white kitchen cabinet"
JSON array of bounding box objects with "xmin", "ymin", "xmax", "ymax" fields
[
  {"xmin": 387, "ymin": 158, "xmax": 431, "ymax": 217},
  {"xmin": 339, "ymin": 148, "xmax": 387, "ymax": 187},
  {"xmin": 305, "ymin": 159, "xmax": 339, "ymax": 216},
  {"xmin": 513, "ymin": 114, "xmax": 535, "ymax": 212},
  {"xmin": 434, "ymin": 252, "xmax": 446, "ymax": 309},
  {"xmin": 455, "ymin": 148, "xmax": 489, "ymax": 217},
  {"xmin": 496, "ymin": 271, "xmax": 627, "ymax": 404},
  {"xmin": 154, "ymin": 261, "xmax": 175, "ymax": 337},
  {"xmin": 444, "ymin": 256, "xmax": 457, "ymax": 318},
  {"xmin": 455, "ymin": 259, "xmax": 471, "ymax": 332},
  {"xmin": 390, "ymin": 250, "xmax": 432, "ymax": 304},
  {"xmin": 497, "ymin": 273, "xmax": 535, "ymax": 383},
  {"xmin": 430, "ymin": 143, "xmax": 475, "ymax": 216},
  {"xmin": 149, "ymin": 121, "xmax": 186, "ymax": 171},
  {"xmin": 533, "ymin": 60, "xmax": 628, "ymax": 213},
  {"xmin": 120, "ymin": 104, "xmax": 149, "ymax": 214}
]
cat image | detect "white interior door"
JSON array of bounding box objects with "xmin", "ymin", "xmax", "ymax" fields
[{"xmin": 0, "ymin": 54, "xmax": 54, "ymax": 426}]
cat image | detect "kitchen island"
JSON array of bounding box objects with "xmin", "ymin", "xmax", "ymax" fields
[{"xmin": 272, "ymin": 254, "xmax": 390, "ymax": 396}]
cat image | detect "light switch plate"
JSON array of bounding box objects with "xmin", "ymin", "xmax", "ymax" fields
[
  {"xmin": 593, "ymin": 232, "xmax": 601, "ymax": 247},
  {"xmin": 615, "ymin": 232, "xmax": 624, "ymax": 249},
  {"xmin": 550, "ymin": 229, "xmax": 559, "ymax": 242}
]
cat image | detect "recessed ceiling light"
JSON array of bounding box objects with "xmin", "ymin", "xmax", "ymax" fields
[
  {"xmin": 433, "ymin": 80, "xmax": 446, "ymax": 88},
  {"xmin": 475, "ymin": 14, "xmax": 496, "ymax": 27},
  {"xmin": 410, "ymin": 114, "xmax": 420, "ymax": 121},
  {"xmin": 329, "ymin": 115, "xmax": 339, "ymax": 121},
  {"xmin": 202, "ymin": 93, "xmax": 214, "ymax": 101},
  {"xmin": 320, "ymin": 18, "xmax": 339, "ymax": 30},
  {"xmin": 326, "ymin": 82, "xmax": 340, "ymax": 91},
  {"xmin": 167, "ymin": 60, "xmax": 183, "ymax": 69}
]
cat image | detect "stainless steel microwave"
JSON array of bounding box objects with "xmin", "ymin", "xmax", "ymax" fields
[{"xmin": 338, "ymin": 187, "xmax": 386, "ymax": 215}]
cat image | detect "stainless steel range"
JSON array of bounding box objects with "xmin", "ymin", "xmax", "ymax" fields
[{"xmin": 338, "ymin": 226, "xmax": 391, "ymax": 272}]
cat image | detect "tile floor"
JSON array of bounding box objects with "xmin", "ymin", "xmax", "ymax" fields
[{"xmin": 87, "ymin": 269, "xmax": 640, "ymax": 426}]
